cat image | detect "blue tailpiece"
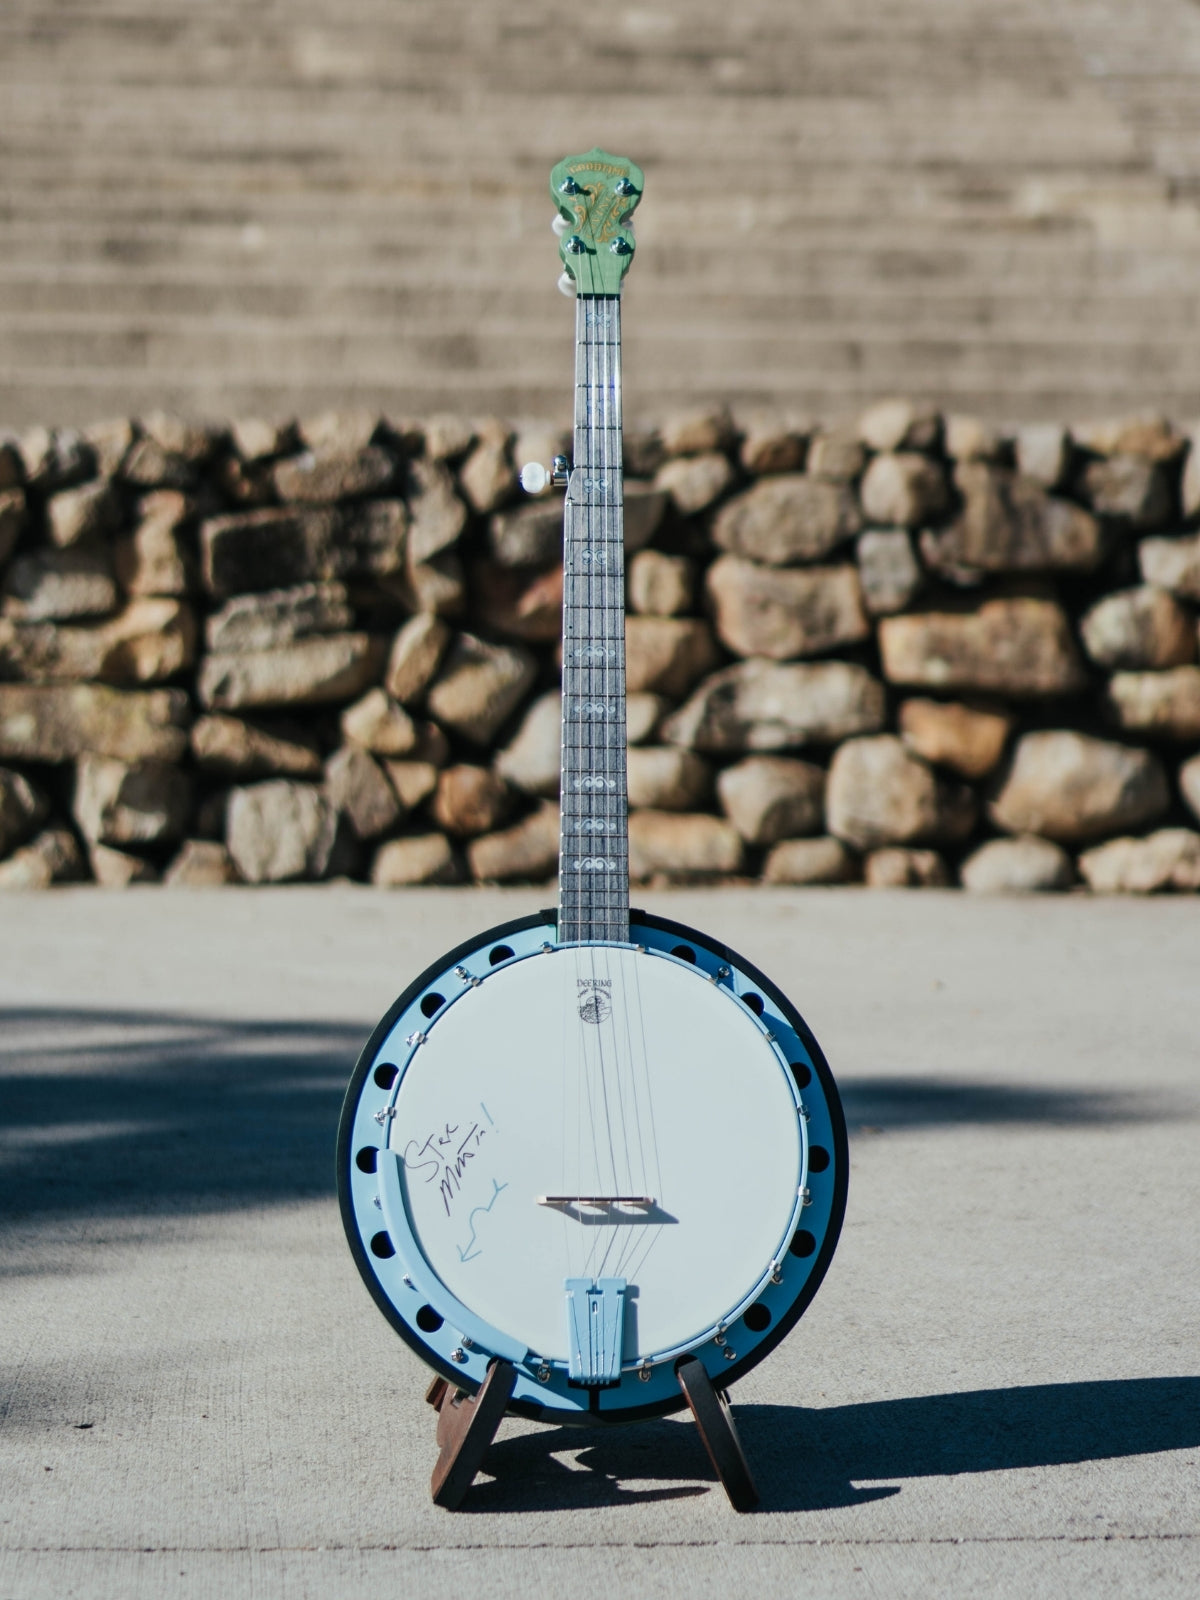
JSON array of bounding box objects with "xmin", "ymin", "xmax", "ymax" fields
[{"xmin": 565, "ymin": 1278, "xmax": 626, "ymax": 1387}]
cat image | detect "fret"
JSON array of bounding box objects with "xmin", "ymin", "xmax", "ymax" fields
[{"xmin": 558, "ymin": 293, "xmax": 629, "ymax": 945}]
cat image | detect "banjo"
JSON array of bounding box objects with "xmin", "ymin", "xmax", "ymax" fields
[{"xmin": 337, "ymin": 149, "xmax": 848, "ymax": 1511}]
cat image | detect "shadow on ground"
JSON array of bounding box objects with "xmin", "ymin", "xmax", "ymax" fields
[
  {"xmin": 0, "ymin": 1007, "xmax": 1184, "ymax": 1226},
  {"xmin": 467, "ymin": 1377, "xmax": 1200, "ymax": 1512}
]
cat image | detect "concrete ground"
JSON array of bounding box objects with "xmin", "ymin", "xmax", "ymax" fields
[{"xmin": 0, "ymin": 886, "xmax": 1197, "ymax": 1599}]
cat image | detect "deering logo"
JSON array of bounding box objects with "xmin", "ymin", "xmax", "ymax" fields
[{"xmin": 577, "ymin": 978, "xmax": 612, "ymax": 1025}]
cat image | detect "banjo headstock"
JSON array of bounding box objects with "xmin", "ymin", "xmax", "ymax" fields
[{"xmin": 550, "ymin": 148, "xmax": 644, "ymax": 294}]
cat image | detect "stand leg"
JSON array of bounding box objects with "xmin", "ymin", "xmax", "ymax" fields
[
  {"xmin": 427, "ymin": 1359, "xmax": 517, "ymax": 1510},
  {"xmin": 676, "ymin": 1356, "xmax": 759, "ymax": 1511}
]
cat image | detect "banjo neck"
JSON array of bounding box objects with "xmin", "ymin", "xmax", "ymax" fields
[{"xmin": 558, "ymin": 290, "xmax": 630, "ymax": 945}]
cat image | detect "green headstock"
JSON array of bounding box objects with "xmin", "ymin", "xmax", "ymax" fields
[{"xmin": 550, "ymin": 148, "xmax": 644, "ymax": 295}]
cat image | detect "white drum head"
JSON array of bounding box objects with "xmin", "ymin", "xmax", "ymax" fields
[{"xmin": 388, "ymin": 945, "xmax": 803, "ymax": 1363}]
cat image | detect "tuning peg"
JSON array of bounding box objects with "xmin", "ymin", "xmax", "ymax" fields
[
  {"xmin": 557, "ymin": 271, "xmax": 576, "ymax": 298},
  {"xmin": 519, "ymin": 456, "xmax": 570, "ymax": 494},
  {"xmin": 552, "ymin": 213, "xmax": 570, "ymax": 237}
]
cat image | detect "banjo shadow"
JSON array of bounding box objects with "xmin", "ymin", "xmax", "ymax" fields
[{"xmin": 466, "ymin": 1375, "xmax": 1200, "ymax": 1513}]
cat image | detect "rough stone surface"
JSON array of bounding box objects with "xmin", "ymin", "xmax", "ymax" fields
[
  {"xmin": 627, "ymin": 693, "xmax": 668, "ymax": 745},
  {"xmin": 225, "ymin": 781, "xmax": 336, "ymax": 883},
  {"xmin": 1077, "ymin": 828, "xmax": 1200, "ymax": 893},
  {"xmin": 406, "ymin": 459, "xmax": 468, "ymax": 564},
  {"xmin": 859, "ymin": 452, "xmax": 948, "ymax": 527},
  {"xmin": 163, "ymin": 840, "xmax": 240, "ymax": 887},
  {"xmin": 190, "ymin": 715, "xmax": 321, "ymax": 779},
  {"xmin": 0, "ymin": 490, "xmax": 26, "ymax": 568},
  {"xmin": 1138, "ymin": 532, "xmax": 1200, "ymax": 600},
  {"xmin": 431, "ymin": 765, "xmax": 510, "ymax": 837},
  {"xmin": 738, "ymin": 413, "xmax": 806, "ymax": 476},
  {"xmin": 960, "ymin": 834, "xmax": 1075, "ymax": 893},
  {"xmin": 857, "ymin": 399, "xmax": 942, "ymax": 454},
  {"xmin": 1014, "ymin": 424, "xmax": 1071, "ymax": 489},
  {"xmin": 716, "ymin": 755, "xmax": 826, "ymax": 845},
  {"xmin": 19, "ymin": 427, "xmax": 94, "ymax": 494},
  {"xmin": 1181, "ymin": 752, "xmax": 1200, "ymax": 826},
  {"xmin": 943, "ymin": 414, "xmax": 1001, "ymax": 462},
  {"xmin": 489, "ymin": 501, "xmax": 562, "ymax": 569},
  {"xmin": 299, "ymin": 410, "xmax": 381, "ymax": 458},
  {"xmin": 459, "ymin": 420, "xmax": 514, "ymax": 514},
  {"xmin": 856, "ymin": 528, "xmax": 923, "ymax": 616},
  {"xmin": 205, "ymin": 583, "xmax": 353, "ymax": 653},
  {"xmin": 653, "ymin": 452, "xmax": 734, "ymax": 515},
  {"xmin": 628, "ymin": 810, "xmax": 744, "ymax": 881},
  {"xmin": 371, "ymin": 832, "xmax": 462, "ymax": 886},
  {"xmin": 73, "ymin": 755, "xmax": 192, "ymax": 847},
  {"xmin": 706, "ymin": 556, "xmax": 869, "ymax": 661},
  {"xmin": 0, "ymin": 598, "xmax": 196, "ymax": 685},
  {"xmin": 46, "ymin": 480, "xmax": 120, "ymax": 549},
  {"xmin": 664, "ymin": 659, "xmax": 886, "ymax": 752},
  {"xmin": 494, "ymin": 691, "xmax": 561, "ymax": 797},
  {"xmin": 272, "ymin": 444, "xmax": 396, "ymax": 504},
  {"xmin": 1075, "ymin": 415, "xmax": 1185, "ymax": 462},
  {"xmin": 89, "ymin": 843, "xmax": 158, "ymax": 888},
  {"xmin": 3, "ymin": 546, "xmax": 119, "ymax": 622},
  {"xmin": 864, "ymin": 847, "xmax": 951, "ymax": 888},
  {"xmin": 921, "ymin": 463, "xmax": 1104, "ymax": 576},
  {"xmin": 113, "ymin": 491, "xmax": 195, "ymax": 596},
  {"xmin": 762, "ymin": 835, "xmax": 858, "ymax": 885},
  {"xmin": 627, "ymin": 747, "xmax": 712, "ymax": 811},
  {"xmin": 879, "ymin": 599, "xmax": 1087, "ymax": 696},
  {"xmin": 119, "ymin": 434, "xmax": 196, "ymax": 491},
  {"xmin": 658, "ymin": 408, "xmax": 733, "ymax": 458},
  {"xmin": 198, "ymin": 634, "xmax": 384, "ymax": 711},
  {"xmin": 0, "ymin": 442, "xmax": 21, "ymax": 493},
  {"xmin": 325, "ymin": 746, "xmax": 402, "ymax": 841},
  {"xmin": 1184, "ymin": 435, "xmax": 1200, "ymax": 520},
  {"xmin": 230, "ymin": 418, "xmax": 295, "ymax": 463},
  {"xmin": 339, "ymin": 688, "xmax": 418, "ymax": 757},
  {"xmin": 383, "ymin": 613, "xmax": 452, "ymax": 705},
  {"xmin": 403, "ymin": 548, "xmax": 465, "ymax": 618},
  {"xmin": 625, "ymin": 616, "xmax": 719, "ymax": 698},
  {"xmin": 622, "ymin": 484, "xmax": 670, "ymax": 552},
  {"xmin": 0, "ymin": 684, "xmax": 190, "ymax": 764},
  {"xmin": 425, "ymin": 634, "xmax": 537, "ymax": 745},
  {"xmin": 473, "ymin": 562, "xmax": 562, "ymax": 643},
  {"xmin": 0, "ymin": 766, "xmax": 47, "ymax": 858},
  {"xmin": 806, "ymin": 426, "xmax": 867, "ymax": 482},
  {"xmin": 989, "ymin": 730, "xmax": 1170, "ymax": 843},
  {"xmin": 712, "ymin": 475, "xmax": 861, "ymax": 566},
  {"xmin": 1080, "ymin": 586, "xmax": 1195, "ymax": 670},
  {"xmin": 466, "ymin": 801, "xmax": 559, "ymax": 882},
  {"xmin": 381, "ymin": 760, "xmax": 440, "ymax": 811},
  {"xmin": 898, "ymin": 698, "xmax": 1013, "ymax": 779},
  {"xmin": 342, "ymin": 500, "xmax": 408, "ymax": 581},
  {"xmin": 628, "ymin": 550, "xmax": 694, "ymax": 617},
  {"xmin": 1080, "ymin": 454, "xmax": 1173, "ymax": 528},
  {"xmin": 200, "ymin": 507, "xmax": 343, "ymax": 597},
  {"xmin": 827, "ymin": 735, "xmax": 975, "ymax": 850},
  {"xmin": 0, "ymin": 827, "xmax": 84, "ymax": 889},
  {"xmin": 1105, "ymin": 667, "xmax": 1200, "ymax": 739}
]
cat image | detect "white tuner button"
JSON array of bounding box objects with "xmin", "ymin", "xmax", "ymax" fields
[
  {"xmin": 551, "ymin": 213, "xmax": 570, "ymax": 237},
  {"xmin": 519, "ymin": 461, "xmax": 550, "ymax": 495},
  {"xmin": 557, "ymin": 271, "xmax": 576, "ymax": 298}
]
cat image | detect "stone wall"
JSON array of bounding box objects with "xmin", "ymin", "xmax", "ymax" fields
[{"xmin": 2, "ymin": 401, "xmax": 1199, "ymax": 893}]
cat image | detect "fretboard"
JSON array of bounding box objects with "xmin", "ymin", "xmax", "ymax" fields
[{"xmin": 557, "ymin": 293, "xmax": 629, "ymax": 945}]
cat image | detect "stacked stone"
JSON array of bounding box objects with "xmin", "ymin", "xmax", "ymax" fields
[{"xmin": 1, "ymin": 400, "xmax": 1199, "ymax": 893}]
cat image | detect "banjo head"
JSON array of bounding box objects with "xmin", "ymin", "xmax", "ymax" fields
[{"xmin": 338, "ymin": 910, "xmax": 847, "ymax": 1423}]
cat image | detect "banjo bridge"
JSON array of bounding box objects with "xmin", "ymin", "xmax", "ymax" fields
[{"xmin": 536, "ymin": 1195, "xmax": 655, "ymax": 1208}]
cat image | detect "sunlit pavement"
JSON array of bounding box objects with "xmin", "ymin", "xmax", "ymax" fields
[{"xmin": 1, "ymin": 887, "xmax": 1198, "ymax": 1599}]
